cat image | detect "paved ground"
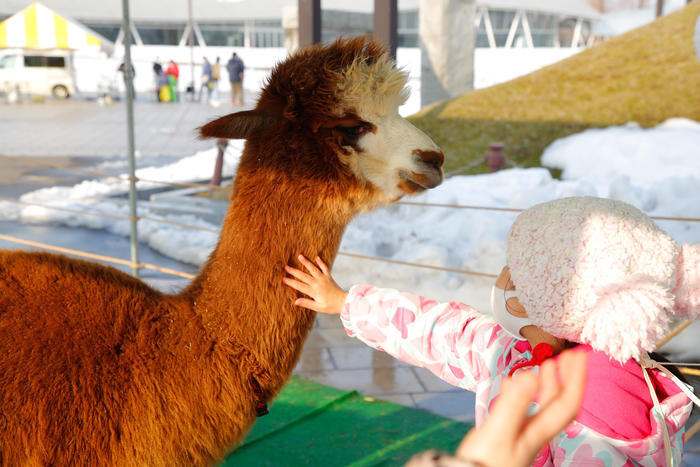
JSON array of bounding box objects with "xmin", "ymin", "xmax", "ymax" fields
[
  {"xmin": 2, "ymin": 98, "xmax": 699, "ymax": 464},
  {"xmin": 0, "ymin": 97, "xmax": 232, "ymax": 160}
]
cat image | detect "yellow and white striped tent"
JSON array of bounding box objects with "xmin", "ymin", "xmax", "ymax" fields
[{"xmin": 0, "ymin": 2, "xmax": 105, "ymax": 50}]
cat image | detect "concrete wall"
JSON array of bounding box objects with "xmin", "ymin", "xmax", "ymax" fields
[{"xmin": 419, "ymin": 0, "xmax": 476, "ymax": 107}]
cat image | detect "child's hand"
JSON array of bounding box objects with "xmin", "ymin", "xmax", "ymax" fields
[{"xmin": 283, "ymin": 255, "xmax": 348, "ymax": 315}]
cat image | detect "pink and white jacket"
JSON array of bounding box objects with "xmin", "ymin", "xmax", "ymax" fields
[{"xmin": 340, "ymin": 284, "xmax": 694, "ymax": 466}]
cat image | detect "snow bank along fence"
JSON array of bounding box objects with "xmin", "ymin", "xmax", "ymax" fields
[{"xmin": 1, "ymin": 153, "xmax": 700, "ymax": 439}]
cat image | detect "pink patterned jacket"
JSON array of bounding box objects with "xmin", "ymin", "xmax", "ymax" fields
[{"xmin": 341, "ymin": 284, "xmax": 693, "ymax": 467}]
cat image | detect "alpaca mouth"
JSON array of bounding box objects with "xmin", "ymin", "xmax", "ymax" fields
[{"xmin": 397, "ymin": 168, "xmax": 443, "ymax": 194}]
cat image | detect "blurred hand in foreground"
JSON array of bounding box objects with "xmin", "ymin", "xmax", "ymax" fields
[{"xmin": 406, "ymin": 350, "xmax": 587, "ymax": 467}]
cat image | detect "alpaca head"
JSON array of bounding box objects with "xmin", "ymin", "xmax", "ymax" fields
[{"xmin": 200, "ymin": 37, "xmax": 444, "ymax": 205}]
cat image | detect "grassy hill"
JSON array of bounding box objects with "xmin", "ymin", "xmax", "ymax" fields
[{"xmin": 409, "ymin": 2, "xmax": 700, "ymax": 175}]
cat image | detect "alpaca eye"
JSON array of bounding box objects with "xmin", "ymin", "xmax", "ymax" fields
[
  {"xmin": 337, "ymin": 126, "xmax": 366, "ymax": 137},
  {"xmin": 332, "ymin": 119, "xmax": 372, "ymax": 147}
]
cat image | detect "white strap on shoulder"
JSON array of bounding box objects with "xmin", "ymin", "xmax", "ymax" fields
[
  {"xmin": 640, "ymin": 353, "xmax": 700, "ymax": 408},
  {"xmin": 639, "ymin": 353, "xmax": 700, "ymax": 467}
]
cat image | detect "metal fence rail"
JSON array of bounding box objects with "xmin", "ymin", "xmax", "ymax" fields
[{"xmin": 2, "ymin": 151, "xmax": 699, "ymax": 440}]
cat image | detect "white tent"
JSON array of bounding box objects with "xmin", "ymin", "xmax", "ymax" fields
[{"xmin": 0, "ymin": 2, "xmax": 107, "ymax": 50}]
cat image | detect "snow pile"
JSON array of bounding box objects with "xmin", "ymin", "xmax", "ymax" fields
[{"xmin": 0, "ymin": 141, "xmax": 244, "ymax": 265}]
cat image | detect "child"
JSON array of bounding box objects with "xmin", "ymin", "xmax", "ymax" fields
[{"xmin": 284, "ymin": 196, "xmax": 700, "ymax": 466}]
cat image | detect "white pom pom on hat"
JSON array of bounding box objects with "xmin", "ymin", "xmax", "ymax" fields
[
  {"xmin": 580, "ymin": 276, "xmax": 674, "ymax": 363},
  {"xmin": 507, "ymin": 197, "xmax": 698, "ymax": 363},
  {"xmin": 674, "ymin": 243, "xmax": 700, "ymax": 320}
]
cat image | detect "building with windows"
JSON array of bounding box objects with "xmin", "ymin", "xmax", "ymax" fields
[
  {"xmin": 474, "ymin": 1, "xmax": 599, "ymax": 48},
  {"xmin": 0, "ymin": 0, "xmax": 600, "ymax": 50},
  {"xmin": 0, "ymin": 0, "xmax": 605, "ymax": 109}
]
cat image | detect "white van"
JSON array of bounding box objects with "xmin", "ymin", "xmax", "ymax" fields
[{"xmin": 0, "ymin": 49, "xmax": 77, "ymax": 99}]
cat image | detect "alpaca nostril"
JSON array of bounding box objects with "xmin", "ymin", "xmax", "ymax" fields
[{"xmin": 413, "ymin": 149, "xmax": 445, "ymax": 170}]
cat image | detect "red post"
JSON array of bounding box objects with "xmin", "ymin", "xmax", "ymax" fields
[
  {"xmin": 211, "ymin": 139, "xmax": 227, "ymax": 186},
  {"xmin": 485, "ymin": 142, "xmax": 506, "ymax": 172}
]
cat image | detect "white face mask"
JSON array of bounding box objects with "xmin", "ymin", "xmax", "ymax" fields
[{"xmin": 490, "ymin": 285, "xmax": 534, "ymax": 339}]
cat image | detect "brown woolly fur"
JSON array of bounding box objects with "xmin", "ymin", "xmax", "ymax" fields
[{"xmin": 0, "ymin": 37, "xmax": 443, "ymax": 465}]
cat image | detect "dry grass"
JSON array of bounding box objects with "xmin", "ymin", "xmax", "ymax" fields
[{"xmin": 409, "ymin": 2, "xmax": 700, "ymax": 174}]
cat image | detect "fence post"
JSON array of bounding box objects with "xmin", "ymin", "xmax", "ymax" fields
[
  {"xmin": 485, "ymin": 142, "xmax": 505, "ymax": 172},
  {"xmin": 211, "ymin": 139, "xmax": 227, "ymax": 186},
  {"xmin": 298, "ymin": 0, "xmax": 321, "ymax": 47},
  {"xmin": 121, "ymin": 0, "xmax": 140, "ymax": 277},
  {"xmin": 373, "ymin": 0, "xmax": 398, "ymax": 60}
]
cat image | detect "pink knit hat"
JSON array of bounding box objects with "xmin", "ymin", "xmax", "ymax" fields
[{"xmin": 507, "ymin": 197, "xmax": 700, "ymax": 363}]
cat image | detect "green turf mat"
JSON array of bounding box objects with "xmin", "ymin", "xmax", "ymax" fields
[{"xmin": 222, "ymin": 376, "xmax": 472, "ymax": 466}]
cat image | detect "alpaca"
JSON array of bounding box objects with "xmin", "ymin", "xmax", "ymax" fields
[{"xmin": 0, "ymin": 37, "xmax": 444, "ymax": 465}]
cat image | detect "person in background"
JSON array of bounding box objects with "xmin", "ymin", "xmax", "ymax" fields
[
  {"xmin": 118, "ymin": 61, "xmax": 135, "ymax": 100},
  {"xmin": 152, "ymin": 57, "xmax": 163, "ymax": 101},
  {"xmin": 226, "ymin": 52, "xmax": 245, "ymax": 106},
  {"xmin": 157, "ymin": 69, "xmax": 171, "ymax": 102},
  {"xmin": 211, "ymin": 57, "xmax": 221, "ymax": 100},
  {"xmin": 165, "ymin": 59, "xmax": 179, "ymax": 102},
  {"xmin": 198, "ymin": 57, "xmax": 213, "ymax": 103}
]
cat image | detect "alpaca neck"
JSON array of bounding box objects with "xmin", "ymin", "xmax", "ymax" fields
[{"xmin": 183, "ymin": 169, "xmax": 356, "ymax": 388}]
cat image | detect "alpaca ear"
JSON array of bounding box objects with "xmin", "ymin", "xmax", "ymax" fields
[
  {"xmin": 579, "ymin": 276, "xmax": 674, "ymax": 363},
  {"xmin": 199, "ymin": 110, "xmax": 281, "ymax": 140}
]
